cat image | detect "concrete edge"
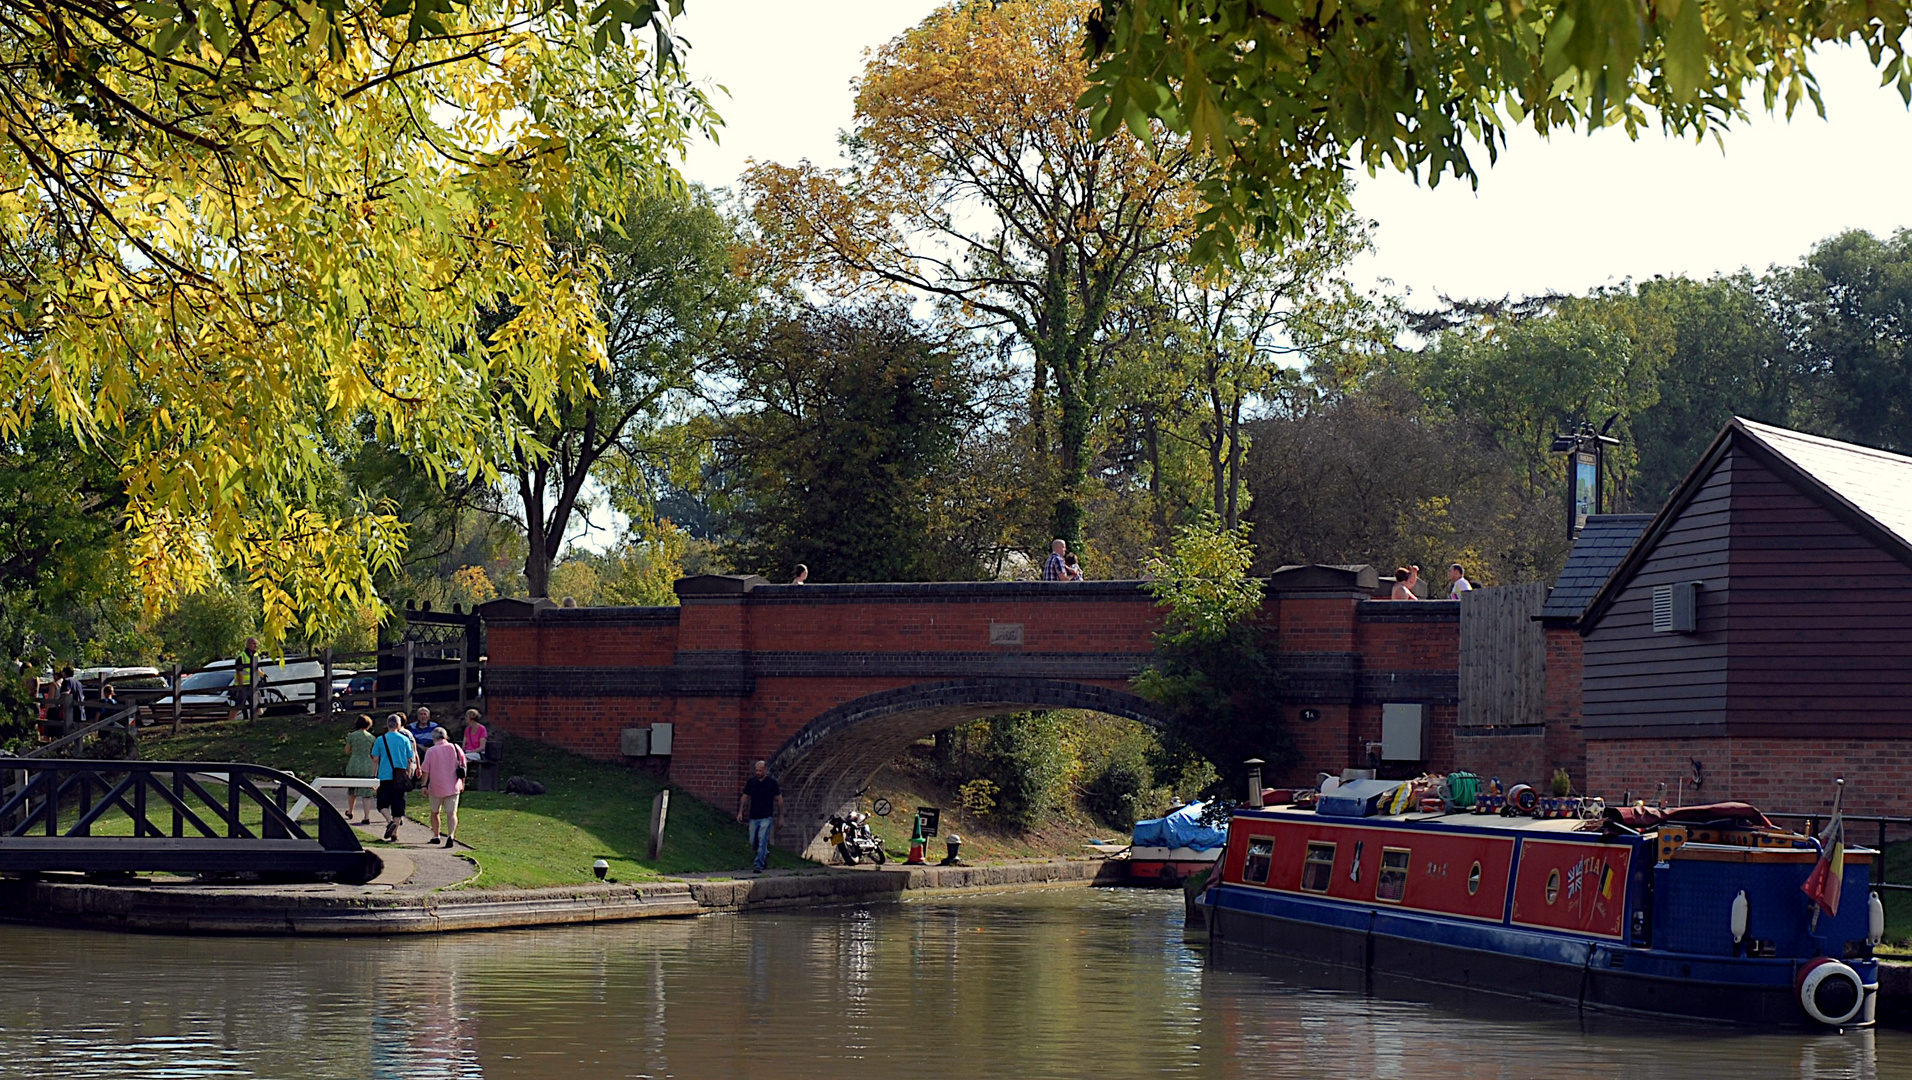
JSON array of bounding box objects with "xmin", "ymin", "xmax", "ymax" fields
[{"xmin": 0, "ymin": 859, "xmax": 1130, "ymax": 936}]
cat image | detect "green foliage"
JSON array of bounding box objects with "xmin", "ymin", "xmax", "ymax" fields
[
  {"xmin": 1083, "ymin": 0, "xmax": 1912, "ymax": 259},
  {"xmin": 982, "ymin": 712, "xmax": 1075, "ymax": 830},
  {"xmin": 1141, "ymin": 514, "xmax": 1263, "ymax": 643},
  {"xmin": 958, "ymin": 778, "xmax": 999, "ymax": 819},
  {"xmin": 1135, "ymin": 515, "xmax": 1284, "ymax": 790},
  {"xmin": 1083, "ymin": 740, "xmax": 1155, "ymax": 830},
  {"xmin": 715, "ymin": 304, "xmax": 985, "ymax": 583}
]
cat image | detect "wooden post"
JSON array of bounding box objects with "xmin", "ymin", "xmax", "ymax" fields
[
  {"xmin": 456, "ymin": 644, "xmax": 467, "ymax": 717},
  {"xmin": 170, "ymin": 663, "xmax": 182, "ymax": 735},
  {"xmin": 648, "ymin": 790, "xmax": 670, "ymax": 861},
  {"xmin": 402, "ymin": 640, "xmax": 415, "ymax": 717},
  {"xmin": 320, "ymin": 648, "xmax": 334, "ymax": 717},
  {"xmin": 248, "ymin": 651, "xmax": 260, "ymax": 723}
]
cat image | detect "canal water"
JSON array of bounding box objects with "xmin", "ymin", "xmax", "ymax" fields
[{"xmin": 0, "ymin": 889, "xmax": 1900, "ymax": 1079}]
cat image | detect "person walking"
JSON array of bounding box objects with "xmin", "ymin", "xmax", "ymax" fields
[
  {"xmin": 736, "ymin": 760, "xmax": 782, "ymax": 874},
  {"xmin": 228, "ymin": 637, "xmax": 259, "ymax": 722},
  {"xmin": 1041, "ymin": 539, "xmax": 1069, "ymax": 581},
  {"xmin": 371, "ymin": 713, "xmax": 418, "ymax": 842},
  {"xmin": 1447, "ymin": 563, "xmax": 1474, "ymax": 598},
  {"xmin": 421, "ymin": 726, "xmax": 467, "ymax": 847},
  {"xmin": 344, "ymin": 715, "xmax": 378, "ymax": 824}
]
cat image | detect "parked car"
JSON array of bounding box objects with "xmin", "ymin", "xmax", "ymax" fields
[{"xmin": 153, "ymin": 657, "xmax": 330, "ymax": 721}]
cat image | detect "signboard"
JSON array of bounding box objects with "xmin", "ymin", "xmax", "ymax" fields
[{"xmin": 1573, "ymin": 451, "xmax": 1598, "ymax": 531}]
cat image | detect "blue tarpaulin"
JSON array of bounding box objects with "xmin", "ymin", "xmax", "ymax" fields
[{"xmin": 1130, "ymin": 801, "xmax": 1227, "ymax": 851}]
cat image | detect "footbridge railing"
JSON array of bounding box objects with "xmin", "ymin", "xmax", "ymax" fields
[{"xmin": 0, "ymin": 760, "xmax": 371, "ymax": 880}]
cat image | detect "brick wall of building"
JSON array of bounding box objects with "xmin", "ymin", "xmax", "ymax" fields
[{"xmin": 1585, "ymin": 736, "xmax": 1898, "ymax": 819}]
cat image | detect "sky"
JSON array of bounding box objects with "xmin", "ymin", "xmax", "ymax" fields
[{"xmin": 672, "ymin": 2, "xmax": 1912, "ymax": 305}]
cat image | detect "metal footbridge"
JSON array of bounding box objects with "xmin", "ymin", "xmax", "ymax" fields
[{"xmin": 0, "ymin": 755, "xmax": 371, "ymax": 880}]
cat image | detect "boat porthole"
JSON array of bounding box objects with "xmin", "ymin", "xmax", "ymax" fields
[
  {"xmin": 1545, "ymin": 869, "xmax": 1561, "ymax": 905},
  {"xmin": 1467, "ymin": 862, "xmax": 1481, "ymax": 895}
]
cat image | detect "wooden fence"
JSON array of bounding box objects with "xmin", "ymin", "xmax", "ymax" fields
[
  {"xmin": 1457, "ymin": 582, "xmax": 1548, "ymax": 729},
  {"xmin": 42, "ymin": 643, "xmax": 483, "ymax": 738}
]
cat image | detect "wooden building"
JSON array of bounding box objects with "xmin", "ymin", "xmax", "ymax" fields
[{"xmin": 1576, "ymin": 418, "xmax": 1912, "ymax": 815}]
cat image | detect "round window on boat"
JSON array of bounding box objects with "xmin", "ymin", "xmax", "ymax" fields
[
  {"xmin": 1467, "ymin": 862, "xmax": 1482, "ymax": 895},
  {"xmin": 1545, "ymin": 869, "xmax": 1561, "ymax": 905}
]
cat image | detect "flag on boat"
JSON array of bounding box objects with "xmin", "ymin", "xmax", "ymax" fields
[{"xmin": 1801, "ymin": 791, "xmax": 1846, "ymax": 917}]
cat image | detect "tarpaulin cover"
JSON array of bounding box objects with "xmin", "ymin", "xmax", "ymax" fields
[
  {"xmin": 1316, "ymin": 779, "xmax": 1407, "ymax": 818},
  {"xmin": 1130, "ymin": 801, "xmax": 1227, "ymax": 851}
]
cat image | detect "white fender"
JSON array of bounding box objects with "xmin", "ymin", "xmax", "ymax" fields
[
  {"xmin": 1870, "ymin": 892, "xmax": 1886, "ymax": 947},
  {"xmin": 1797, "ymin": 958, "xmax": 1866, "ymax": 1026},
  {"xmin": 1730, "ymin": 890, "xmax": 1748, "ymax": 943}
]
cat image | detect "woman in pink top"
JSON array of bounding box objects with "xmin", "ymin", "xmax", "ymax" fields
[
  {"xmin": 461, "ymin": 709, "xmax": 488, "ymax": 760},
  {"xmin": 421, "ymin": 726, "xmax": 467, "ymax": 847}
]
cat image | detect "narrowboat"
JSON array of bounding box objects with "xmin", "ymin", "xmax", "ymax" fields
[
  {"xmin": 1128, "ymin": 800, "xmax": 1225, "ymax": 884},
  {"xmin": 1202, "ymin": 783, "xmax": 1883, "ymax": 1028}
]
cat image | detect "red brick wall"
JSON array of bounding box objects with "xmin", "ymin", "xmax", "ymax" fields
[
  {"xmin": 486, "ymin": 584, "xmax": 1465, "ymax": 811},
  {"xmin": 1586, "ymin": 737, "xmax": 1899, "ymax": 819}
]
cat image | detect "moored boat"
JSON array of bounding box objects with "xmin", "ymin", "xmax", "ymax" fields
[
  {"xmin": 1128, "ymin": 800, "xmax": 1225, "ymax": 884},
  {"xmin": 1201, "ymin": 781, "xmax": 1882, "ymax": 1028}
]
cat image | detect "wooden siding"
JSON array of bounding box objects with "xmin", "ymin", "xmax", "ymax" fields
[
  {"xmin": 1580, "ymin": 449, "xmax": 1734, "ymax": 736},
  {"xmin": 1722, "ymin": 452, "xmax": 1912, "ymax": 734},
  {"xmin": 1458, "ymin": 582, "xmax": 1547, "ymax": 728}
]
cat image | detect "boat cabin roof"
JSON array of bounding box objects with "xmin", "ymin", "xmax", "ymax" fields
[{"xmin": 1245, "ymin": 804, "xmax": 1615, "ymax": 835}]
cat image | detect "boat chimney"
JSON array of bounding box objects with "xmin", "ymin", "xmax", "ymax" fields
[{"xmin": 1245, "ymin": 759, "xmax": 1265, "ymax": 808}]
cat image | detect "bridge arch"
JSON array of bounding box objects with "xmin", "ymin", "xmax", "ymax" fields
[{"xmin": 766, "ymin": 678, "xmax": 1173, "ymax": 857}]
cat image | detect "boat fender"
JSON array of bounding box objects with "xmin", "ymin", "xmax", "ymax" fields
[
  {"xmin": 1730, "ymin": 890, "xmax": 1748, "ymax": 945},
  {"xmin": 1796, "ymin": 958, "xmax": 1866, "ymax": 1026},
  {"xmin": 1870, "ymin": 892, "xmax": 1886, "ymax": 947}
]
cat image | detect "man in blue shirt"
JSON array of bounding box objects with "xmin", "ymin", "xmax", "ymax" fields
[{"xmin": 371, "ymin": 713, "xmax": 417, "ymax": 842}]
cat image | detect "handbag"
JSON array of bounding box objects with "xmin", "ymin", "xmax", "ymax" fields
[{"xmin": 383, "ymin": 733, "xmax": 419, "ymax": 791}]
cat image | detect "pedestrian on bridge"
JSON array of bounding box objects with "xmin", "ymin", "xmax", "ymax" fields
[
  {"xmin": 737, "ymin": 760, "xmax": 782, "ymax": 874},
  {"xmin": 1041, "ymin": 539, "xmax": 1069, "ymax": 581}
]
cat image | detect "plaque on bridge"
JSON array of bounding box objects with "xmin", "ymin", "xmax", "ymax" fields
[{"xmin": 989, "ymin": 623, "xmax": 1024, "ymax": 646}]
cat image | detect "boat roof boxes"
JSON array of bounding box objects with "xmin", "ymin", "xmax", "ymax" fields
[{"xmin": 1315, "ymin": 779, "xmax": 1406, "ymax": 818}]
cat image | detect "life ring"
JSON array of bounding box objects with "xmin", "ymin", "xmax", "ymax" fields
[{"xmin": 1796, "ymin": 957, "xmax": 1866, "ymax": 1026}]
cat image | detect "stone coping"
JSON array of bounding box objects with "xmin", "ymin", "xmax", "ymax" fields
[{"xmin": 0, "ymin": 858, "xmax": 1128, "ymax": 936}]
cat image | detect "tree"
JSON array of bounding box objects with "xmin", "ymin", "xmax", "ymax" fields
[
  {"xmin": 1145, "ymin": 202, "xmax": 1376, "ymax": 530},
  {"xmin": 1627, "ymin": 275, "xmax": 1793, "ymax": 504},
  {"xmin": 494, "ymin": 188, "xmax": 747, "ymax": 598},
  {"xmin": 1771, "ymin": 229, "xmax": 1912, "ymax": 453},
  {"xmin": 0, "ymin": 0, "xmax": 715, "ymax": 644},
  {"xmin": 1242, "ymin": 379, "xmax": 1559, "ymax": 584},
  {"xmin": 745, "ymin": 0, "xmax": 1197, "ymax": 543},
  {"xmin": 1083, "ymin": 0, "xmax": 1912, "ymax": 256},
  {"xmin": 1133, "ymin": 514, "xmax": 1282, "ymax": 793},
  {"xmin": 713, "ymin": 305, "xmax": 982, "ymax": 583}
]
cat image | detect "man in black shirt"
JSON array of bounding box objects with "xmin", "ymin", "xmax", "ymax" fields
[{"xmin": 737, "ymin": 760, "xmax": 783, "ymax": 874}]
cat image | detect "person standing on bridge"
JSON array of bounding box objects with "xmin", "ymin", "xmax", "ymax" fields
[
  {"xmin": 1041, "ymin": 539, "xmax": 1069, "ymax": 581},
  {"xmin": 737, "ymin": 760, "xmax": 783, "ymax": 874}
]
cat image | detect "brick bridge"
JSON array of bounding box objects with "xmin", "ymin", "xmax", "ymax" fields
[{"xmin": 480, "ymin": 565, "xmax": 1457, "ymax": 857}]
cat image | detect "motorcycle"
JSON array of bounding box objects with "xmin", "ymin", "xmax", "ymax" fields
[{"xmin": 829, "ymin": 810, "xmax": 887, "ymax": 865}]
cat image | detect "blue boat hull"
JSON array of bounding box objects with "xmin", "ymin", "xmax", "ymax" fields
[{"xmin": 1207, "ymin": 885, "xmax": 1878, "ymax": 1028}]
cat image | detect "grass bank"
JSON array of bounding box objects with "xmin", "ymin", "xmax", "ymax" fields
[{"xmin": 136, "ymin": 717, "xmax": 806, "ymax": 888}]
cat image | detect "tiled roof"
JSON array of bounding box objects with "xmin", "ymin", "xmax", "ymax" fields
[
  {"xmin": 1737, "ymin": 418, "xmax": 1912, "ymax": 548},
  {"xmin": 1538, "ymin": 513, "xmax": 1655, "ymax": 623}
]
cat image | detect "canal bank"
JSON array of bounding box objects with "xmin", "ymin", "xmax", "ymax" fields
[{"xmin": 0, "ymin": 856, "xmax": 1130, "ymax": 935}]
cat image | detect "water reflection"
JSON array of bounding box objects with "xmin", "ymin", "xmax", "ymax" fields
[{"xmin": 0, "ymin": 890, "xmax": 1896, "ymax": 1079}]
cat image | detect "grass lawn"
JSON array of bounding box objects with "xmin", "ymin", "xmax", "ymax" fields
[{"xmin": 134, "ymin": 717, "xmax": 807, "ymax": 888}]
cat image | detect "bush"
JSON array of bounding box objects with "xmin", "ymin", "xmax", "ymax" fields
[
  {"xmin": 1085, "ymin": 750, "xmax": 1153, "ymax": 829},
  {"xmin": 983, "ymin": 712, "xmax": 1072, "ymax": 830}
]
